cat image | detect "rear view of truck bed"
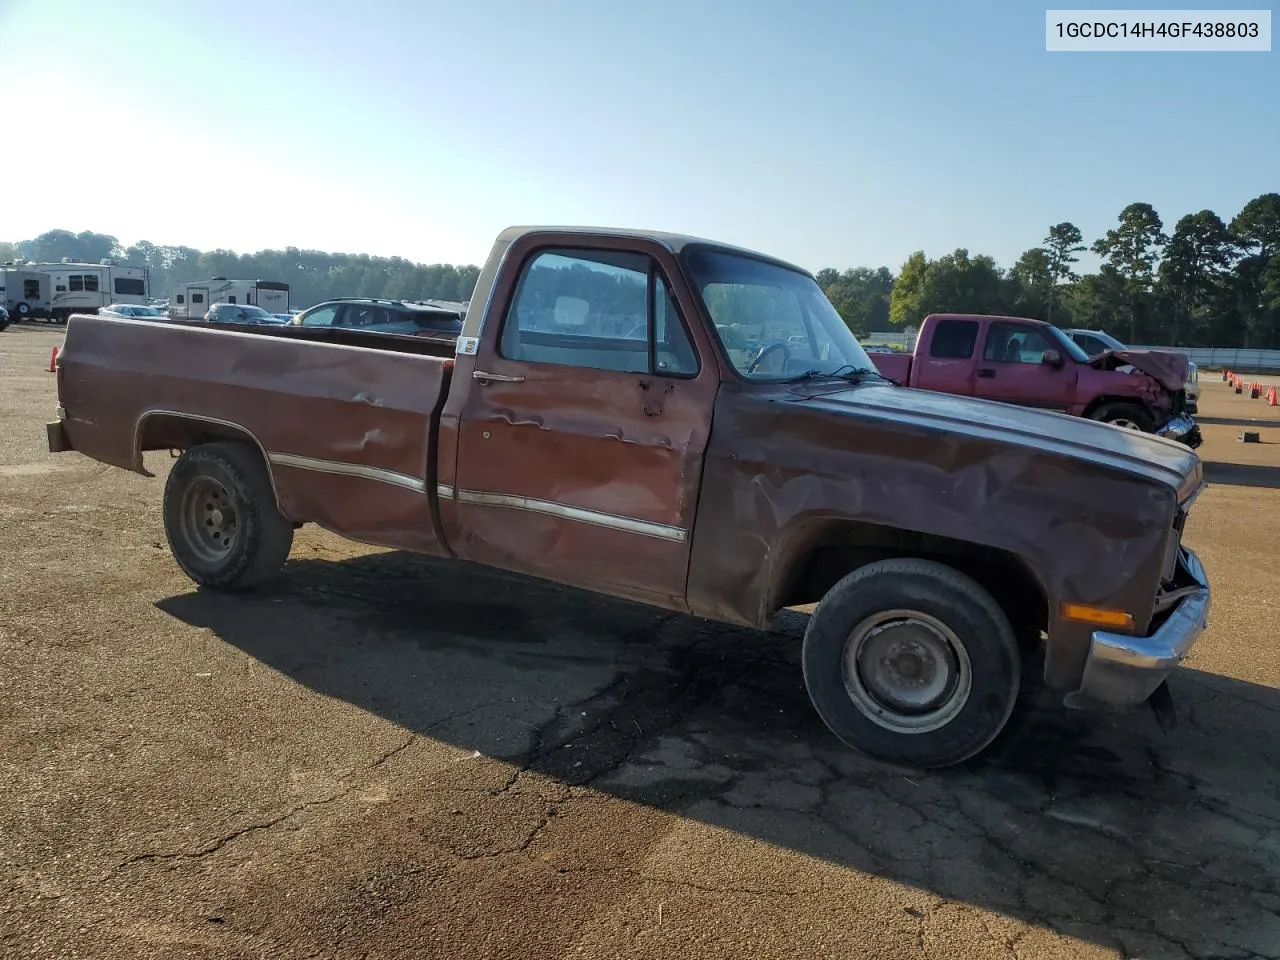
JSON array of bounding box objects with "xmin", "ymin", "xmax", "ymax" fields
[{"xmin": 51, "ymin": 314, "xmax": 456, "ymax": 555}]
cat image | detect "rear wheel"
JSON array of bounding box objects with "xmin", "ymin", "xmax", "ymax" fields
[
  {"xmin": 801, "ymin": 558, "xmax": 1021, "ymax": 768},
  {"xmin": 163, "ymin": 441, "xmax": 293, "ymax": 590},
  {"xmin": 1090, "ymin": 401, "xmax": 1155, "ymax": 432}
]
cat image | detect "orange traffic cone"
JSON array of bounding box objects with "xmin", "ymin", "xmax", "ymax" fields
[
  {"xmin": 47, "ymin": 346, "xmax": 58, "ymax": 373},
  {"xmin": 1270, "ymin": 388, "xmax": 1278, "ymax": 407}
]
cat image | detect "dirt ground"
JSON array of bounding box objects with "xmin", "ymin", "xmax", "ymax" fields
[{"xmin": 3, "ymin": 323, "xmax": 1279, "ymax": 960}]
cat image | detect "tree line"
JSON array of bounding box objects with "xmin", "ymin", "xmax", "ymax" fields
[
  {"xmin": 817, "ymin": 193, "xmax": 1280, "ymax": 348},
  {"xmin": 0, "ymin": 232, "xmax": 481, "ymax": 308},
  {"xmin": 5, "ymin": 192, "xmax": 1278, "ymax": 347}
]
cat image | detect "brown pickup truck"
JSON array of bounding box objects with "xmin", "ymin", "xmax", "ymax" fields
[{"xmin": 46, "ymin": 225, "xmax": 1212, "ymax": 769}]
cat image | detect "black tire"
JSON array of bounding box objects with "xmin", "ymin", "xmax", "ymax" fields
[
  {"xmin": 162, "ymin": 441, "xmax": 294, "ymax": 590},
  {"xmin": 801, "ymin": 558, "xmax": 1021, "ymax": 769},
  {"xmin": 1090, "ymin": 401, "xmax": 1155, "ymax": 433}
]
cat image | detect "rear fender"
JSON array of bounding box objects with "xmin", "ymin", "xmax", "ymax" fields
[{"xmin": 134, "ymin": 410, "xmax": 286, "ymax": 512}]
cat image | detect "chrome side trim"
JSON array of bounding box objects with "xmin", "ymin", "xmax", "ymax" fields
[
  {"xmin": 453, "ymin": 487, "xmax": 686, "ymax": 542},
  {"xmin": 267, "ymin": 452, "xmax": 426, "ymax": 493},
  {"xmin": 437, "ymin": 483, "xmax": 456, "ymax": 499}
]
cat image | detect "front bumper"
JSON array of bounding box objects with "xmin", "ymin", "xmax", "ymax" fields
[
  {"xmin": 1157, "ymin": 412, "xmax": 1202, "ymax": 448},
  {"xmin": 1072, "ymin": 546, "xmax": 1210, "ymax": 708}
]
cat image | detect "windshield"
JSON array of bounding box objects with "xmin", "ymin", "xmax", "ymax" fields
[
  {"xmin": 682, "ymin": 246, "xmax": 878, "ymax": 381},
  {"xmin": 1046, "ymin": 326, "xmax": 1092, "ymax": 363}
]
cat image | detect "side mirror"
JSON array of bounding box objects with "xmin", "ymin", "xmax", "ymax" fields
[{"xmin": 1041, "ymin": 348, "xmax": 1064, "ymax": 368}]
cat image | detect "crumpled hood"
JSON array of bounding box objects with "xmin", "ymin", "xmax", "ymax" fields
[
  {"xmin": 1090, "ymin": 349, "xmax": 1190, "ymax": 391},
  {"xmin": 791, "ymin": 382, "xmax": 1203, "ymax": 500}
]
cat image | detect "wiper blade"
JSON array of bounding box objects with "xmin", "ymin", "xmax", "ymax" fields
[{"xmin": 786, "ymin": 365, "xmax": 898, "ymax": 386}]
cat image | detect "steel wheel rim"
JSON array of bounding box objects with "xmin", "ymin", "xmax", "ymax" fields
[
  {"xmin": 178, "ymin": 476, "xmax": 239, "ymax": 564},
  {"xmin": 841, "ymin": 609, "xmax": 973, "ymax": 734},
  {"xmin": 1110, "ymin": 418, "xmax": 1142, "ymax": 430}
]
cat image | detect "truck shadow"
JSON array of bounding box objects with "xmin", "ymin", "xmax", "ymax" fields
[
  {"xmin": 157, "ymin": 550, "xmax": 1280, "ymax": 956},
  {"xmin": 1203, "ymin": 460, "xmax": 1280, "ymax": 489},
  {"xmin": 1195, "ymin": 415, "xmax": 1280, "ymax": 429}
]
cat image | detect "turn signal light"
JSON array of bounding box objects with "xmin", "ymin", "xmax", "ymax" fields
[{"xmin": 1060, "ymin": 603, "xmax": 1135, "ymax": 631}]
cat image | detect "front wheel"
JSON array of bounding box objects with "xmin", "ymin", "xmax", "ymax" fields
[
  {"xmin": 1090, "ymin": 401, "xmax": 1155, "ymax": 432},
  {"xmin": 163, "ymin": 441, "xmax": 294, "ymax": 590},
  {"xmin": 801, "ymin": 558, "xmax": 1021, "ymax": 768}
]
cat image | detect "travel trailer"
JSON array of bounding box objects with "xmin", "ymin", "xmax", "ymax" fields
[
  {"xmin": 25, "ymin": 259, "xmax": 149, "ymax": 322},
  {"xmin": 169, "ymin": 278, "xmax": 290, "ymax": 320},
  {"xmin": 0, "ymin": 265, "xmax": 52, "ymax": 320}
]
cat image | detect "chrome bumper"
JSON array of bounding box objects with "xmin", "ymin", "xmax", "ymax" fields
[{"xmin": 1072, "ymin": 547, "xmax": 1210, "ymax": 708}]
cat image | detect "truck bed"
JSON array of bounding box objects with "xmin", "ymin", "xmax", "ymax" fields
[
  {"xmin": 54, "ymin": 314, "xmax": 456, "ymax": 555},
  {"xmin": 867, "ymin": 350, "xmax": 911, "ymax": 383}
]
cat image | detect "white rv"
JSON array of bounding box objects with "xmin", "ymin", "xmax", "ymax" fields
[
  {"xmin": 26, "ymin": 258, "xmax": 150, "ymax": 322},
  {"xmin": 169, "ymin": 278, "xmax": 291, "ymax": 320},
  {"xmin": 0, "ymin": 265, "xmax": 52, "ymax": 321}
]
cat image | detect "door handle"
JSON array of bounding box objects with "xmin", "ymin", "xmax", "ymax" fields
[
  {"xmin": 976, "ymin": 368, "xmax": 996, "ymax": 378},
  {"xmin": 472, "ymin": 370, "xmax": 525, "ymax": 383}
]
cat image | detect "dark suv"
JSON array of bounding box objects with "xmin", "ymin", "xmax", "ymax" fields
[
  {"xmin": 291, "ymin": 298, "xmax": 464, "ymax": 341},
  {"xmin": 205, "ymin": 303, "xmax": 288, "ymax": 326}
]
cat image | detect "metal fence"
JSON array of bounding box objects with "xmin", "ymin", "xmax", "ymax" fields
[{"xmin": 857, "ymin": 332, "xmax": 1280, "ymax": 372}]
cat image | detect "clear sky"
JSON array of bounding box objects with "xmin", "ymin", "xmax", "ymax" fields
[{"xmin": 3, "ymin": 0, "xmax": 1275, "ymax": 273}]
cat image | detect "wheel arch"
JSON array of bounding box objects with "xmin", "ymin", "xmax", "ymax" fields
[
  {"xmin": 1081, "ymin": 394, "xmax": 1153, "ymax": 421},
  {"xmin": 767, "ymin": 517, "xmax": 1050, "ymax": 651},
  {"xmin": 134, "ymin": 410, "xmax": 286, "ymax": 514}
]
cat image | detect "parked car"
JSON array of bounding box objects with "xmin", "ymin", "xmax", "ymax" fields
[
  {"xmin": 46, "ymin": 225, "xmax": 1210, "ymax": 770},
  {"xmin": 868, "ymin": 313, "xmax": 1200, "ymax": 447},
  {"xmin": 204, "ymin": 303, "xmax": 290, "ymax": 326},
  {"xmin": 291, "ymin": 297, "xmax": 464, "ymax": 342},
  {"xmin": 1064, "ymin": 328, "xmax": 1200, "ymax": 412},
  {"xmin": 100, "ymin": 304, "xmax": 167, "ymax": 320}
]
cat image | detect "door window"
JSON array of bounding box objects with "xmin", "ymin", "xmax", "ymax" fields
[
  {"xmin": 930, "ymin": 319, "xmax": 979, "ymax": 359},
  {"xmin": 299, "ymin": 305, "xmax": 338, "ymax": 327},
  {"xmin": 983, "ymin": 323, "xmax": 1051, "ymax": 364},
  {"xmin": 499, "ymin": 248, "xmax": 698, "ymax": 376}
]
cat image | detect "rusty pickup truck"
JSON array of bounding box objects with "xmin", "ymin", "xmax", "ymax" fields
[{"xmin": 46, "ymin": 226, "xmax": 1212, "ymax": 769}]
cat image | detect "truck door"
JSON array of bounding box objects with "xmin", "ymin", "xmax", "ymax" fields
[
  {"xmin": 975, "ymin": 321, "xmax": 1078, "ymax": 411},
  {"xmin": 444, "ymin": 238, "xmax": 719, "ymax": 610},
  {"xmin": 919, "ymin": 316, "xmax": 982, "ymax": 395}
]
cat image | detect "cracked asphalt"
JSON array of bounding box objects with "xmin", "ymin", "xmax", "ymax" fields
[{"xmin": 3, "ymin": 323, "xmax": 1280, "ymax": 959}]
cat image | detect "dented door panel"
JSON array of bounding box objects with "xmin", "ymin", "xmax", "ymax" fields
[{"xmin": 439, "ymin": 232, "xmax": 722, "ymax": 607}]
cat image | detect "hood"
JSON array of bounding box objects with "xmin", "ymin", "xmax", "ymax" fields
[
  {"xmin": 1089, "ymin": 349, "xmax": 1190, "ymax": 391},
  {"xmin": 791, "ymin": 383, "xmax": 1202, "ymax": 501}
]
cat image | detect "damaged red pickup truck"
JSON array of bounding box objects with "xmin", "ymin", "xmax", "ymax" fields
[
  {"xmin": 869, "ymin": 313, "xmax": 1201, "ymax": 448},
  {"xmin": 47, "ymin": 226, "xmax": 1212, "ymax": 768}
]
